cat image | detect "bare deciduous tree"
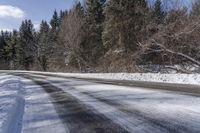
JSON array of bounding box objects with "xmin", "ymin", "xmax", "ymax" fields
[{"xmin": 60, "ymin": 2, "xmax": 88, "ymax": 72}]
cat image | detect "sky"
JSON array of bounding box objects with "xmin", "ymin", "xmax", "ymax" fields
[
  {"xmin": 0, "ymin": 0, "xmax": 193, "ymax": 31},
  {"xmin": 0, "ymin": 0, "xmax": 76, "ymax": 31}
]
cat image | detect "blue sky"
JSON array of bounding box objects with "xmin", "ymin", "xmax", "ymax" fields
[
  {"xmin": 0, "ymin": 0, "xmax": 193, "ymax": 31},
  {"xmin": 0, "ymin": 0, "xmax": 76, "ymax": 31}
]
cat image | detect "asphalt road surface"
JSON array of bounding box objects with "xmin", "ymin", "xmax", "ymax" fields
[{"xmin": 15, "ymin": 72, "xmax": 200, "ymax": 133}]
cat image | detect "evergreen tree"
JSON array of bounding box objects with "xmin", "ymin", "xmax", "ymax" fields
[
  {"xmin": 49, "ymin": 10, "xmax": 59, "ymax": 50},
  {"xmin": 0, "ymin": 32, "xmax": 3, "ymax": 58},
  {"xmin": 50, "ymin": 10, "xmax": 60, "ymax": 31},
  {"xmin": 4, "ymin": 30, "xmax": 18, "ymax": 69},
  {"xmin": 153, "ymin": 0, "xmax": 165, "ymax": 23},
  {"xmin": 86, "ymin": 0, "xmax": 106, "ymax": 23},
  {"xmin": 0, "ymin": 31, "xmax": 7, "ymax": 58},
  {"xmin": 49, "ymin": 10, "xmax": 60, "ymax": 66},
  {"xmin": 37, "ymin": 21, "xmax": 51, "ymax": 71},
  {"xmin": 17, "ymin": 20, "xmax": 35, "ymax": 70},
  {"xmin": 191, "ymin": 0, "xmax": 200, "ymax": 19},
  {"xmin": 0, "ymin": 31, "xmax": 12, "ymax": 60},
  {"xmin": 49, "ymin": 10, "xmax": 66, "ymax": 71},
  {"xmin": 59, "ymin": 10, "xmax": 68, "ymax": 25},
  {"xmin": 85, "ymin": 0, "xmax": 106, "ymax": 68},
  {"xmin": 103, "ymin": 0, "xmax": 148, "ymax": 52}
]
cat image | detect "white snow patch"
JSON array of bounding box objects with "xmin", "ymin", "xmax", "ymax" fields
[{"xmin": 45, "ymin": 72, "xmax": 200, "ymax": 86}]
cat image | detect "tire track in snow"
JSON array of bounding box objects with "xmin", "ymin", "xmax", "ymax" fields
[
  {"xmin": 81, "ymin": 92, "xmax": 193, "ymax": 133},
  {"xmin": 22, "ymin": 75, "xmax": 185, "ymax": 132},
  {"xmin": 48, "ymin": 79, "xmax": 200, "ymax": 133},
  {"xmin": 31, "ymin": 79, "xmax": 129, "ymax": 133},
  {"xmin": 18, "ymin": 73, "xmax": 200, "ymax": 133},
  {"xmin": 1, "ymin": 78, "xmax": 25, "ymax": 133},
  {"xmin": 49, "ymin": 80, "xmax": 185, "ymax": 133}
]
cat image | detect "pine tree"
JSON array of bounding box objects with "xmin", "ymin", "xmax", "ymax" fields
[
  {"xmin": 154, "ymin": 0, "xmax": 165, "ymax": 23},
  {"xmin": 4, "ymin": 30, "xmax": 18, "ymax": 69},
  {"xmin": 17, "ymin": 20, "xmax": 36, "ymax": 70},
  {"xmin": 103, "ymin": 0, "xmax": 148, "ymax": 52},
  {"xmin": 49, "ymin": 10, "xmax": 59, "ymax": 50},
  {"xmin": 191, "ymin": 0, "xmax": 200, "ymax": 19},
  {"xmin": 59, "ymin": 10, "xmax": 68, "ymax": 25},
  {"xmin": 49, "ymin": 10, "xmax": 66, "ymax": 71},
  {"xmin": 86, "ymin": 0, "xmax": 106, "ymax": 23},
  {"xmin": 50, "ymin": 10, "xmax": 60, "ymax": 31},
  {"xmin": 85, "ymin": 0, "xmax": 106, "ymax": 68},
  {"xmin": 0, "ymin": 32, "xmax": 3, "ymax": 58},
  {"xmin": 73, "ymin": 2, "xmax": 84, "ymax": 20},
  {"xmin": 0, "ymin": 31, "xmax": 7, "ymax": 58},
  {"xmin": 0, "ymin": 31, "xmax": 12, "ymax": 69},
  {"xmin": 2, "ymin": 31, "xmax": 12, "ymax": 58},
  {"xmin": 37, "ymin": 21, "xmax": 50, "ymax": 71}
]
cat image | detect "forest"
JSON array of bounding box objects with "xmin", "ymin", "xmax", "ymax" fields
[{"xmin": 0, "ymin": 0, "xmax": 200, "ymax": 73}]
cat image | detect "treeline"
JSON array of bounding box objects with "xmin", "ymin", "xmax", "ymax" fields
[{"xmin": 1, "ymin": 0, "xmax": 200, "ymax": 73}]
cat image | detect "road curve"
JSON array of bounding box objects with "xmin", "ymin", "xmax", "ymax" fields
[{"xmin": 16, "ymin": 73, "xmax": 200, "ymax": 133}]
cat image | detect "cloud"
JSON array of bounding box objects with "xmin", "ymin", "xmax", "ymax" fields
[{"xmin": 0, "ymin": 5, "xmax": 25, "ymax": 18}]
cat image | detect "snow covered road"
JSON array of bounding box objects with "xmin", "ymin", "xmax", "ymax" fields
[
  {"xmin": 0, "ymin": 74, "xmax": 66, "ymax": 133},
  {"xmin": 1, "ymin": 72, "xmax": 200, "ymax": 133}
]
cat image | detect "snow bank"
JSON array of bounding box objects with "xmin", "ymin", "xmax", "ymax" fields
[{"xmin": 53, "ymin": 73, "xmax": 200, "ymax": 85}]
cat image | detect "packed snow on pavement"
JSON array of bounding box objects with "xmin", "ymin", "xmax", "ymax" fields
[
  {"xmin": 0, "ymin": 74, "xmax": 24, "ymax": 133},
  {"xmin": 0, "ymin": 74, "xmax": 66, "ymax": 133},
  {"xmin": 47, "ymin": 76, "xmax": 200, "ymax": 133},
  {"xmin": 1, "ymin": 71, "xmax": 200, "ymax": 133}
]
